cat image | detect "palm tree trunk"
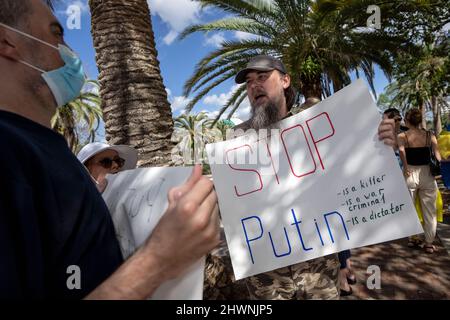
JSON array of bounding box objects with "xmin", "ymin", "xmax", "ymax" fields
[
  {"xmin": 420, "ymin": 103, "xmax": 427, "ymax": 129},
  {"xmin": 432, "ymin": 96, "xmax": 441, "ymax": 136},
  {"xmin": 89, "ymin": 0, "xmax": 174, "ymax": 167},
  {"xmin": 299, "ymin": 74, "xmax": 322, "ymax": 109}
]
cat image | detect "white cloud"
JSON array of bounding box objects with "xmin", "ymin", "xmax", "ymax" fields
[
  {"xmin": 198, "ymin": 110, "xmax": 220, "ymax": 119},
  {"xmin": 171, "ymin": 96, "xmax": 192, "ymax": 113},
  {"xmin": 204, "ymin": 32, "xmax": 226, "ymax": 47},
  {"xmin": 209, "ymin": 110, "xmax": 220, "ymax": 119},
  {"xmin": 82, "ymin": 82, "xmax": 99, "ymax": 95},
  {"xmin": 353, "ymin": 26, "xmax": 376, "ymax": 34},
  {"xmin": 443, "ymin": 22, "xmax": 450, "ymax": 32},
  {"xmin": 203, "ymin": 92, "xmax": 229, "ymax": 106},
  {"xmin": 163, "ymin": 30, "xmax": 178, "ymax": 45},
  {"xmin": 166, "ymin": 88, "xmax": 191, "ymax": 113},
  {"xmin": 234, "ymin": 31, "xmax": 255, "ymax": 41},
  {"xmin": 147, "ymin": 0, "xmax": 202, "ymax": 45},
  {"xmin": 203, "ymin": 84, "xmax": 241, "ymax": 106},
  {"xmin": 202, "ymin": 85, "xmax": 251, "ymax": 121},
  {"xmin": 71, "ymin": 0, "xmax": 89, "ymax": 12},
  {"xmin": 234, "ymin": 100, "xmax": 251, "ymax": 121}
]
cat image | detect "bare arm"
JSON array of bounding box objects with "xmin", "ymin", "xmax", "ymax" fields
[
  {"xmin": 85, "ymin": 165, "xmax": 220, "ymax": 299},
  {"xmin": 397, "ymin": 133, "xmax": 410, "ymax": 176},
  {"xmin": 84, "ymin": 243, "xmax": 168, "ymax": 299},
  {"xmin": 431, "ymin": 135, "xmax": 442, "ymax": 162}
]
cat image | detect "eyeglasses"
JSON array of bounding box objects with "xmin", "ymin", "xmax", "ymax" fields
[{"xmin": 97, "ymin": 156, "xmax": 125, "ymax": 169}]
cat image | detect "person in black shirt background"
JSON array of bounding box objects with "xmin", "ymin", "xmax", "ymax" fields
[{"xmin": 397, "ymin": 109, "xmax": 441, "ymax": 254}]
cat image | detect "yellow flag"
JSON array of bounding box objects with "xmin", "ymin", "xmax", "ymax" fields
[{"xmin": 414, "ymin": 190, "xmax": 443, "ymax": 223}]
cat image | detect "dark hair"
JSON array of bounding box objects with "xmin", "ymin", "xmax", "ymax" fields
[
  {"xmin": 405, "ymin": 108, "xmax": 422, "ymax": 127},
  {"xmin": 383, "ymin": 108, "xmax": 402, "ymax": 121},
  {"xmin": 0, "ymin": 0, "xmax": 32, "ymax": 27},
  {"xmin": 285, "ymin": 84, "xmax": 297, "ymax": 111},
  {"xmin": 383, "ymin": 108, "xmax": 400, "ymax": 117}
]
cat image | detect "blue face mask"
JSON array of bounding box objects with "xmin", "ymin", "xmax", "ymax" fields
[{"xmin": 0, "ymin": 23, "xmax": 86, "ymax": 107}]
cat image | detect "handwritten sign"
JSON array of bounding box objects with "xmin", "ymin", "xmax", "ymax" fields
[
  {"xmin": 206, "ymin": 80, "xmax": 423, "ymax": 280},
  {"xmin": 102, "ymin": 167, "xmax": 205, "ymax": 300}
]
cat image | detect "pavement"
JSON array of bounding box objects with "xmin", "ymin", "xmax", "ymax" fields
[
  {"xmin": 340, "ymin": 234, "xmax": 450, "ymax": 300},
  {"xmin": 341, "ymin": 183, "xmax": 450, "ymax": 300}
]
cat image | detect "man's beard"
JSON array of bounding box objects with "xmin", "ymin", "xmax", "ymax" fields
[{"xmin": 249, "ymin": 101, "xmax": 281, "ymax": 130}]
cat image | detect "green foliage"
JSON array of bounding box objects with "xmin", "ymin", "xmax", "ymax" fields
[
  {"xmin": 376, "ymin": 92, "xmax": 394, "ymax": 112},
  {"xmin": 384, "ymin": 33, "xmax": 449, "ymax": 114},
  {"xmin": 51, "ymin": 80, "xmax": 103, "ymax": 153},
  {"xmin": 214, "ymin": 119, "xmax": 236, "ymax": 140},
  {"xmin": 202, "ymin": 163, "xmax": 212, "ymax": 175},
  {"xmin": 172, "ymin": 113, "xmax": 240, "ymax": 165},
  {"xmin": 180, "ymin": 0, "xmax": 448, "ymax": 121},
  {"xmin": 299, "ymin": 56, "xmax": 322, "ymax": 81},
  {"xmin": 173, "ymin": 112, "xmax": 221, "ymax": 165}
]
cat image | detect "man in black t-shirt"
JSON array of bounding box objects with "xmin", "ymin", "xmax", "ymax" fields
[{"xmin": 0, "ymin": 0, "xmax": 220, "ymax": 299}]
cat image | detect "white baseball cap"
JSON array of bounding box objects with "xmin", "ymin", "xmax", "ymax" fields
[{"xmin": 77, "ymin": 142, "xmax": 138, "ymax": 171}]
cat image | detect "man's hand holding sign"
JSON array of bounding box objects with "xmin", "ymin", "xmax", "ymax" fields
[{"xmin": 206, "ymin": 79, "xmax": 422, "ymax": 280}]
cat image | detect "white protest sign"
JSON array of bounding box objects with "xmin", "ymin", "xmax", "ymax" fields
[
  {"xmin": 206, "ymin": 79, "xmax": 423, "ymax": 280},
  {"xmin": 102, "ymin": 167, "xmax": 205, "ymax": 300}
]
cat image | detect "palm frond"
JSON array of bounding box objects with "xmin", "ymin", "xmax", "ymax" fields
[{"xmin": 210, "ymin": 84, "xmax": 247, "ymax": 127}]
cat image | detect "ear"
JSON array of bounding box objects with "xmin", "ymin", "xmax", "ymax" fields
[
  {"xmin": 281, "ymin": 73, "xmax": 291, "ymax": 89},
  {"xmin": 0, "ymin": 29, "xmax": 21, "ymax": 61}
]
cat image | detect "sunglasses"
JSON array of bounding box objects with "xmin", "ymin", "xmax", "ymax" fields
[{"xmin": 97, "ymin": 156, "xmax": 125, "ymax": 169}]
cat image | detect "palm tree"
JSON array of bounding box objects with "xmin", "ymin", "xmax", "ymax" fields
[
  {"xmin": 385, "ymin": 77, "xmax": 430, "ymax": 129},
  {"xmin": 52, "ymin": 80, "xmax": 103, "ymax": 153},
  {"xmin": 385, "ymin": 34, "xmax": 449, "ymax": 134},
  {"xmin": 179, "ymin": 0, "xmax": 424, "ymax": 119},
  {"xmin": 89, "ymin": 0, "xmax": 174, "ymax": 167},
  {"xmin": 173, "ymin": 112, "xmax": 220, "ymax": 165},
  {"xmin": 215, "ymin": 119, "xmax": 235, "ymax": 140}
]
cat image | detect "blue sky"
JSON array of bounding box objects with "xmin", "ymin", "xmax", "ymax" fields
[{"xmin": 55, "ymin": 0, "xmax": 391, "ymax": 124}]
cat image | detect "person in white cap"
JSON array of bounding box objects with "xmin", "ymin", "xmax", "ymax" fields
[{"xmin": 77, "ymin": 142, "xmax": 138, "ymax": 192}]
